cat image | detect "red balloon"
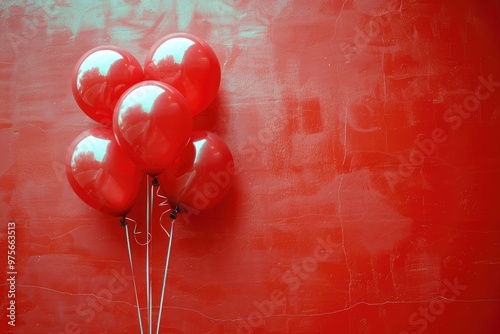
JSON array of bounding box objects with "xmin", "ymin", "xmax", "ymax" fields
[
  {"xmin": 72, "ymin": 46, "xmax": 144, "ymax": 126},
  {"xmin": 66, "ymin": 127, "xmax": 143, "ymax": 216},
  {"xmin": 144, "ymin": 33, "xmax": 221, "ymax": 116},
  {"xmin": 158, "ymin": 130, "xmax": 234, "ymax": 214},
  {"xmin": 113, "ymin": 80, "xmax": 193, "ymax": 176}
]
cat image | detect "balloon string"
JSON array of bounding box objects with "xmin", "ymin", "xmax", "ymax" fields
[
  {"xmin": 155, "ymin": 218, "xmax": 174, "ymax": 334},
  {"xmin": 146, "ymin": 176, "xmax": 152, "ymax": 334},
  {"xmin": 123, "ymin": 218, "xmax": 145, "ymax": 334},
  {"xmin": 159, "ymin": 210, "xmax": 172, "ymax": 237},
  {"xmin": 149, "ymin": 180, "xmax": 155, "ymax": 334},
  {"xmin": 132, "ymin": 217, "xmax": 151, "ymax": 246},
  {"xmin": 157, "ymin": 186, "xmax": 172, "ymax": 237},
  {"xmin": 156, "ymin": 186, "xmax": 169, "ymax": 208}
]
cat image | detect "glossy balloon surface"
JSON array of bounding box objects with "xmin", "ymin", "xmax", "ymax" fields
[
  {"xmin": 158, "ymin": 130, "xmax": 234, "ymax": 213},
  {"xmin": 144, "ymin": 33, "xmax": 221, "ymax": 116},
  {"xmin": 72, "ymin": 46, "xmax": 144, "ymax": 126},
  {"xmin": 113, "ymin": 80, "xmax": 193, "ymax": 176},
  {"xmin": 66, "ymin": 127, "xmax": 143, "ymax": 216}
]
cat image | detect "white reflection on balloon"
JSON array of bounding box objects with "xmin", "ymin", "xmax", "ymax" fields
[
  {"xmin": 77, "ymin": 50, "xmax": 123, "ymax": 89},
  {"xmin": 152, "ymin": 38, "xmax": 195, "ymax": 64},
  {"xmin": 193, "ymin": 138, "xmax": 207, "ymax": 164},
  {"xmin": 117, "ymin": 85, "xmax": 165, "ymax": 129},
  {"xmin": 72, "ymin": 136, "xmax": 110, "ymax": 165}
]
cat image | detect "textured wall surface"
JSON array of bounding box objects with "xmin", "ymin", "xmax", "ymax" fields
[{"xmin": 1, "ymin": 0, "xmax": 500, "ymax": 333}]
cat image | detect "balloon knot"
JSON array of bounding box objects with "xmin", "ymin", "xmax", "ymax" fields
[
  {"xmin": 152, "ymin": 177, "xmax": 159, "ymax": 187},
  {"xmin": 120, "ymin": 217, "xmax": 127, "ymax": 226},
  {"xmin": 169, "ymin": 206, "xmax": 178, "ymax": 220}
]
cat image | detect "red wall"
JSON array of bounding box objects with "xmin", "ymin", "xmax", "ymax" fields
[{"xmin": 1, "ymin": 0, "xmax": 500, "ymax": 333}]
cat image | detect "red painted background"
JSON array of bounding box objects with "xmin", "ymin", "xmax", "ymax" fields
[{"xmin": 1, "ymin": 0, "xmax": 500, "ymax": 333}]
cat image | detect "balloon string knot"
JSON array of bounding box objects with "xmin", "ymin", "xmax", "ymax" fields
[
  {"xmin": 169, "ymin": 206, "xmax": 179, "ymax": 220},
  {"xmin": 152, "ymin": 177, "xmax": 159, "ymax": 187}
]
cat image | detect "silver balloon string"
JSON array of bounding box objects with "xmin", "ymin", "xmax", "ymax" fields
[
  {"xmin": 145, "ymin": 177, "xmax": 155, "ymax": 334},
  {"xmin": 156, "ymin": 203, "xmax": 175, "ymax": 334},
  {"xmin": 123, "ymin": 217, "xmax": 145, "ymax": 334},
  {"xmin": 156, "ymin": 186, "xmax": 170, "ymax": 209},
  {"xmin": 131, "ymin": 216, "xmax": 151, "ymax": 246}
]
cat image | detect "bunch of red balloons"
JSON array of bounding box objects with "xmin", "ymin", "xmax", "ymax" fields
[{"xmin": 66, "ymin": 33, "xmax": 234, "ymax": 218}]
